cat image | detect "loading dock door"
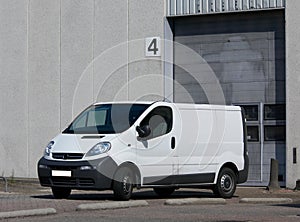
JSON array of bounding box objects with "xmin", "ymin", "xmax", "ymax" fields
[{"xmin": 171, "ymin": 10, "xmax": 285, "ymax": 185}]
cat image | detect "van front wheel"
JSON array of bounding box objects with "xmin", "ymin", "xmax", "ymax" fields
[
  {"xmin": 113, "ymin": 167, "xmax": 134, "ymax": 201},
  {"xmin": 213, "ymin": 167, "xmax": 236, "ymax": 199}
]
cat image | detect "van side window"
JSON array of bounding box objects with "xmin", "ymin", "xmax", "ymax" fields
[{"xmin": 140, "ymin": 106, "xmax": 173, "ymax": 139}]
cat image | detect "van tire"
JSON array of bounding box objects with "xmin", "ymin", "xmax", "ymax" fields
[
  {"xmin": 213, "ymin": 167, "xmax": 236, "ymax": 199},
  {"xmin": 113, "ymin": 167, "xmax": 134, "ymax": 201},
  {"xmin": 153, "ymin": 187, "xmax": 175, "ymax": 197},
  {"xmin": 51, "ymin": 187, "xmax": 71, "ymax": 199}
]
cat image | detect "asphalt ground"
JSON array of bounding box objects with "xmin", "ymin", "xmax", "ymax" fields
[{"xmin": 1, "ymin": 179, "xmax": 300, "ymax": 220}]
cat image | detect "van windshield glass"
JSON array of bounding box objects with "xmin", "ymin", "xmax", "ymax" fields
[{"xmin": 63, "ymin": 104, "xmax": 150, "ymax": 134}]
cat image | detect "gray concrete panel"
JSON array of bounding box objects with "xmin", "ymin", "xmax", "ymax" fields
[
  {"xmin": 93, "ymin": 0, "xmax": 128, "ymax": 103},
  {"xmin": 128, "ymin": 0, "xmax": 165, "ymax": 101},
  {"xmin": 60, "ymin": 0, "xmax": 93, "ymax": 128},
  {"xmin": 28, "ymin": 0, "xmax": 60, "ymax": 177},
  {"xmin": 0, "ymin": 0, "xmax": 28, "ymax": 177},
  {"xmin": 286, "ymin": 0, "xmax": 300, "ymax": 188}
]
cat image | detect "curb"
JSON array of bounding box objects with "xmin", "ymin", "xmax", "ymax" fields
[
  {"xmin": 0, "ymin": 208, "xmax": 56, "ymax": 219},
  {"xmin": 239, "ymin": 198, "xmax": 293, "ymax": 204},
  {"xmin": 76, "ymin": 200, "xmax": 149, "ymax": 211},
  {"xmin": 165, "ymin": 198, "xmax": 226, "ymax": 205}
]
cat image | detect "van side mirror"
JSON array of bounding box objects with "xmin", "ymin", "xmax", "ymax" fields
[{"xmin": 136, "ymin": 125, "xmax": 151, "ymax": 138}]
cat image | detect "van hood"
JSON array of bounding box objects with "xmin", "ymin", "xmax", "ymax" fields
[{"xmin": 50, "ymin": 133, "xmax": 117, "ymax": 154}]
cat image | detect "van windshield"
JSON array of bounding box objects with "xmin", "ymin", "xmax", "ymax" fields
[{"xmin": 63, "ymin": 104, "xmax": 150, "ymax": 134}]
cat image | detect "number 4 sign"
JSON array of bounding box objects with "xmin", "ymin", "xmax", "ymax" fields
[{"xmin": 145, "ymin": 37, "xmax": 161, "ymax": 57}]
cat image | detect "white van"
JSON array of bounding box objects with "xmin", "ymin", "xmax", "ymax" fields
[{"xmin": 38, "ymin": 101, "xmax": 248, "ymax": 200}]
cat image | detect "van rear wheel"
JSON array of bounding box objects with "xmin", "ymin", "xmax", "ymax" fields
[
  {"xmin": 213, "ymin": 167, "xmax": 236, "ymax": 199},
  {"xmin": 113, "ymin": 167, "xmax": 134, "ymax": 201},
  {"xmin": 51, "ymin": 187, "xmax": 71, "ymax": 199},
  {"xmin": 153, "ymin": 187, "xmax": 175, "ymax": 197}
]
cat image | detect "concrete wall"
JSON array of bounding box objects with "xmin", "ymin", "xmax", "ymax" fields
[
  {"xmin": 0, "ymin": 0, "xmax": 165, "ymax": 178},
  {"xmin": 28, "ymin": 0, "xmax": 61, "ymax": 179},
  {"xmin": 2, "ymin": 0, "xmax": 299, "ymax": 187},
  {"xmin": 0, "ymin": 0, "xmax": 29, "ymax": 177},
  {"xmin": 128, "ymin": 0, "xmax": 165, "ymax": 101},
  {"xmin": 286, "ymin": 0, "xmax": 300, "ymax": 189}
]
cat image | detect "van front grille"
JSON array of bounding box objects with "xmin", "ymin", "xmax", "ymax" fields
[
  {"xmin": 52, "ymin": 177, "xmax": 77, "ymax": 186},
  {"xmin": 51, "ymin": 177, "xmax": 95, "ymax": 187},
  {"xmin": 52, "ymin": 153, "xmax": 84, "ymax": 160}
]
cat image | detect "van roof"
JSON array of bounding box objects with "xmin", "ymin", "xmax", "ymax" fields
[
  {"xmin": 92, "ymin": 101, "xmax": 241, "ymax": 111},
  {"xmin": 93, "ymin": 101, "xmax": 155, "ymax": 106},
  {"xmin": 174, "ymin": 103, "xmax": 241, "ymax": 111}
]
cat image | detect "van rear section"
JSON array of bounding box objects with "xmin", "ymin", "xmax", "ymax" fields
[
  {"xmin": 37, "ymin": 102, "xmax": 248, "ymax": 200},
  {"xmin": 172, "ymin": 104, "xmax": 248, "ymax": 198},
  {"xmin": 238, "ymin": 108, "xmax": 249, "ymax": 184}
]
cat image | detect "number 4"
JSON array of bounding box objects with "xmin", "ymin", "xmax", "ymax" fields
[
  {"xmin": 145, "ymin": 37, "xmax": 161, "ymax": 57},
  {"xmin": 148, "ymin": 39, "xmax": 159, "ymax": 55}
]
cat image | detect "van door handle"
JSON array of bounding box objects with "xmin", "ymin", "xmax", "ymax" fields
[{"xmin": 171, "ymin": 137, "xmax": 175, "ymax": 149}]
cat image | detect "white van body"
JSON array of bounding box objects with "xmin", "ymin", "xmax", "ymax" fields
[{"xmin": 38, "ymin": 101, "xmax": 248, "ymax": 200}]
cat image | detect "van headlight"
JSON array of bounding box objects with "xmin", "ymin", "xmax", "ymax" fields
[
  {"xmin": 86, "ymin": 142, "xmax": 111, "ymax": 157},
  {"xmin": 44, "ymin": 141, "xmax": 54, "ymax": 156}
]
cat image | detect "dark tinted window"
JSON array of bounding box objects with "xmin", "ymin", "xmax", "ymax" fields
[
  {"xmin": 264, "ymin": 104, "xmax": 286, "ymax": 120},
  {"xmin": 140, "ymin": 106, "xmax": 173, "ymax": 139},
  {"xmin": 63, "ymin": 104, "xmax": 150, "ymax": 134},
  {"xmin": 264, "ymin": 125, "xmax": 286, "ymax": 141},
  {"xmin": 247, "ymin": 126, "xmax": 259, "ymax": 142},
  {"xmin": 241, "ymin": 105, "xmax": 259, "ymax": 121}
]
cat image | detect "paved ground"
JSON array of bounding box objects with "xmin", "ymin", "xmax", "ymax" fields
[{"xmin": 1, "ymin": 179, "xmax": 300, "ymax": 221}]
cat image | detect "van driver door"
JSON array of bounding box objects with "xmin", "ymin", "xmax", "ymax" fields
[{"xmin": 135, "ymin": 105, "xmax": 176, "ymax": 186}]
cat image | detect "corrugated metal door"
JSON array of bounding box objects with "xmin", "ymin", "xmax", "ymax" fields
[
  {"xmin": 171, "ymin": 10, "xmax": 285, "ymax": 185},
  {"xmin": 168, "ymin": 0, "xmax": 285, "ymax": 16}
]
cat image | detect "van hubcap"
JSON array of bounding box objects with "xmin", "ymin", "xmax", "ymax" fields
[
  {"xmin": 220, "ymin": 174, "xmax": 233, "ymax": 193},
  {"xmin": 122, "ymin": 176, "xmax": 132, "ymax": 194}
]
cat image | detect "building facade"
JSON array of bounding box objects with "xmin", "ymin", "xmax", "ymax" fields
[{"xmin": 0, "ymin": 0, "xmax": 299, "ymax": 188}]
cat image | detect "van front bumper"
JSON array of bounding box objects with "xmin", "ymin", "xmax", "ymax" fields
[{"xmin": 37, "ymin": 156, "xmax": 118, "ymax": 190}]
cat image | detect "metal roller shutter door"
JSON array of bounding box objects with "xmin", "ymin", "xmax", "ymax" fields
[{"xmin": 172, "ymin": 10, "xmax": 285, "ymax": 185}]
